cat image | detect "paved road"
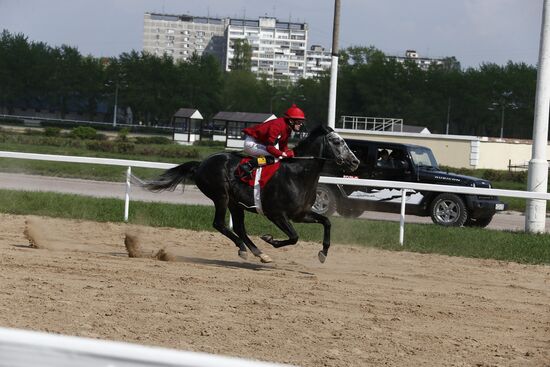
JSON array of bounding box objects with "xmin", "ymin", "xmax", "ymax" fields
[{"xmin": 0, "ymin": 172, "xmax": 547, "ymax": 232}]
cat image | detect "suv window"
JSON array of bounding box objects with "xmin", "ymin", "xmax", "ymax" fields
[
  {"xmin": 373, "ymin": 147, "xmax": 409, "ymax": 179},
  {"xmin": 409, "ymin": 146, "xmax": 439, "ymax": 170}
]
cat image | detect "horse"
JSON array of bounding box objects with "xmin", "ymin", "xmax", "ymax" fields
[{"xmin": 141, "ymin": 125, "xmax": 359, "ymax": 264}]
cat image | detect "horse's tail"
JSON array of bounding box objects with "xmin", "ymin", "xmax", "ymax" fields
[{"xmin": 138, "ymin": 161, "xmax": 201, "ymax": 192}]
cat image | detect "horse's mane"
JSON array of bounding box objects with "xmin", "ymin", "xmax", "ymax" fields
[{"xmin": 293, "ymin": 124, "xmax": 333, "ymax": 154}]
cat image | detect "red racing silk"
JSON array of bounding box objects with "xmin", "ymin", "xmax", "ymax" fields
[{"xmin": 242, "ymin": 117, "xmax": 291, "ymax": 157}]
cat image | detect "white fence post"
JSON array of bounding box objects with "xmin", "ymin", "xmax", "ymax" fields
[
  {"xmin": 399, "ymin": 189, "xmax": 408, "ymax": 245},
  {"xmin": 124, "ymin": 166, "xmax": 131, "ymax": 222}
]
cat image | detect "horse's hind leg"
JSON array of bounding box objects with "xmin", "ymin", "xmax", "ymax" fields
[
  {"xmin": 260, "ymin": 214, "xmax": 299, "ymax": 249},
  {"xmin": 211, "ymin": 200, "xmax": 248, "ymax": 260},
  {"xmin": 228, "ymin": 203, "xmax": 272, "ymax": 263}
]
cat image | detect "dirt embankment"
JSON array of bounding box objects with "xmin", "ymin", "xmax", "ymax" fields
[{"xmin": 1, "ymin": 213, "xmax": 549, "ymax": 366}]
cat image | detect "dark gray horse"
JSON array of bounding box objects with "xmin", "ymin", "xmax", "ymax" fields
[{"xmin": 142, "ymin": 125, "xmax": 359, "ymax": 263}]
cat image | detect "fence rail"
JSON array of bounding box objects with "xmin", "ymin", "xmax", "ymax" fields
[
  {"xmin": 1, "ymin": 150, "xmax": 550, "ymax": 242},
  {"xmin": 0, "ymin": 327, "xmax": 292, "ymax": 367}
]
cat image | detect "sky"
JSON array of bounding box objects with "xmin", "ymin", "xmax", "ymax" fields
[{"xmin": 0, "ymin": 0, "xmax": 544, "ymax": 69}]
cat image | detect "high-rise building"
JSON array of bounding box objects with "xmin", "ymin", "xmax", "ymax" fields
[
  {"xmin": 387, "ymin": 49, "xmax": 445, "ymax": 70},
  {"xmin": 143, "ymin": 13, "xmax": 228, "ymax": 66},
  {"xmin": 143, "ymin": 12, "xmax": 326, "ymax": 82},
  {"xmin": 225, "ymin": 17, "xmax": 308, "ymax": 82},
  {"xmin": 305, "ymin": 45, "xmax": 332, "ymax": 79}
]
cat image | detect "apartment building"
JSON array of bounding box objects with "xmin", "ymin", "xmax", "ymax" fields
[
  {"xmin": 143, "ymin": 13, "xmax": 228, "ymax": 66},
  {"xmin": 388, "ymin": 49, "xmax": 445, "ymax": 70},
  {"xmin": 225, "ymin": 17, "xmax": 308, "ymax": 82},
  {"xmin": 305, "ymin": 45, "xmax": 332, "ymax": 78}
]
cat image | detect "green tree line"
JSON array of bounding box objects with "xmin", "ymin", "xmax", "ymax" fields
[{"xmin": 0, "ymin": 30, "xmax": 538, "ymax": 138}]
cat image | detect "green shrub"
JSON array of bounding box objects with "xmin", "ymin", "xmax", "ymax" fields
[
  {"xmin": 85, "ymin": 140, "xmax": 115, "ymax": 152},
  {"xmin": 115, "ymin": 142, "xmax": 135, "ymax": 153},
  {"xmin": 134, "ymin": 136, "xmax": 172, "ymax": 145},
  {"xmin": 24, "ymin": 128, "xmax": 41, "ymax": 136},
  {"xmin": 44, "ymin": 127, "xmax": 62, "ymax": 137},
  {"xmin": 116, "ymin": 128, "xmax": 130, "ymax": 142},
  {"xmin": 193, "ymin": 140, "xmax": 225, "ymax": 147},
  {"xmin": 135, "ymin": 144, "xmax": 199, "ymax": 158},
  {"xmin": 70, "ymin": 126, "xmax": 107, "ymax": 140}
]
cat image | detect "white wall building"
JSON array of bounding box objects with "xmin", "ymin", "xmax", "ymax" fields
[
  {"xmin": 388, "ymin": 49, "xmax": 445, "ymax": 70},
  {"xmin": 144, "ymin": 13, "xmax": 332, "ymax": 82},
  {"xmin": 305, "ymin": 45, "xmax": 332, "ymax": 78},
  {"xmin": 143, "ymin": 13, "xmax": 228, "ymax": 66},
  {"xmin": 225, "ymin": 17, "xmax": 308, "ymax": 82}
]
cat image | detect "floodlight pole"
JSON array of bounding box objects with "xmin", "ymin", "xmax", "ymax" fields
[
  {"xmin": 327, "ymin": 0, "xmax": 340, "ymax": 129},
  {"xmin": 526, "ymin": 0, "xmax": 550, "ymax": 233}
]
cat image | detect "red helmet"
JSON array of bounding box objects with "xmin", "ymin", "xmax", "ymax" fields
[{"xmin": 284, "ymin": 104, "xmax": 306, "ymax": 120}]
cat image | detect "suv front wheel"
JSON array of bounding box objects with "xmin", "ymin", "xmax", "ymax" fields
[
  {"xmin": 429, "ymin": 193, "xmax": 468, "ymax": 227},
  {"xmin": 312, "ymin": 184, "xmax": 337, "ymax": 217}
]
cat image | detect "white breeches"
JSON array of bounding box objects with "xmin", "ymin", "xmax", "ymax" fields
[{"xmin": 243, "ymin": 136, "xmax": 273, "ymax": 157}]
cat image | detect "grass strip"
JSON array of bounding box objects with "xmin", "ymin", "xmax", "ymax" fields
[{"xmin": 1, "ymin": 189, "xmax": 549, "ymax": 265}]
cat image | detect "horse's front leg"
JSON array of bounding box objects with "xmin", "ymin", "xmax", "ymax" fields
[
  {"xmin": 261, "ymin": 214, "xmax": 299, "ymax": 248},
  {"xmin": 294, "ymin": 211, "xmax": 331, "ymax": 263}
]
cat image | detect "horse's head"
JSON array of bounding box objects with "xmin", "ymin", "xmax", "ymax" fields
[
  {"xmin": 294, "ymin": 125, "xmax": 360, "ymax": 171},
  {"xmin": 324, "ymin": 130, "xmax": 360, "ymax": 171}
]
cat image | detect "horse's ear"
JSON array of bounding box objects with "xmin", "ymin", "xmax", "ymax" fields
[{"xmin": 319, "ymin": 124, "xmax": 333, "ymax": 134}]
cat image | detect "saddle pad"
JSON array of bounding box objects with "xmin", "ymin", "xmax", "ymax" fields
[{"xmin": 237, "ymin": 157, "xmax": 281, "ymax": 188}]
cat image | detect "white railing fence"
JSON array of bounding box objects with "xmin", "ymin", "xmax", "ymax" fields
[
  {"xmin": 2, "ymin": 150, "xmax": 550, "ymax": 244},
  {"xmin": 0, "ymin": 327, "xmax": 292, "ymax": 367}
]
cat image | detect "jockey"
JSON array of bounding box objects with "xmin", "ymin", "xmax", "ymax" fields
[{"xmin": 237, "ymin": 104, "xmax": 306, "ymax": 178}]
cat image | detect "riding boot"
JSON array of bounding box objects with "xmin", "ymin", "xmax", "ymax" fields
[{"xmin": 237, "ymin": 156, "xmax": 275, "ymax": 179}]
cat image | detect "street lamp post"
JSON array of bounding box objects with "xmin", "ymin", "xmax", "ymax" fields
[
  {"xmin": 488, "ymin": 91, "xmax": 516, "ymax": 139},
  {"xmin": 113, "ymin": 82, "xmax": 119, "ymax": 128},
  {"xmin": 499, "ymin": 103, "xmax": 505, "ymax": 139}
]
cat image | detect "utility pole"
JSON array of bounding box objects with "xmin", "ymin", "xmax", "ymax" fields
[
  {"xmin": 526, "ymin": 0, "xmax": 550, "ymax": 233},
  {"xmin": 327, "ymin": 0, "xmax": 340, "ymax": 128}
]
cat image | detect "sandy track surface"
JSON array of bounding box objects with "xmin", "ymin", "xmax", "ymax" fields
[{"xmin": 0, "ymin": 213, "xmax": 549, "ymax": 366}]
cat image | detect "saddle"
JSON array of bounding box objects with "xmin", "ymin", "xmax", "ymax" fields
[{"xmin": 236, "ymin": 157, "xmax": 281, "ymax": 188}]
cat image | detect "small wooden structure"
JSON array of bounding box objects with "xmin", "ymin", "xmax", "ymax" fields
[{"xmin": 172, "ymin": 108, "xmax": 203, "ymax": 145}]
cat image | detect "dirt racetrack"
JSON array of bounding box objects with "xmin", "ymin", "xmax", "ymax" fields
[{"xmin": 0, "ymin": 213, "xmax": 549, "ymax": 366}]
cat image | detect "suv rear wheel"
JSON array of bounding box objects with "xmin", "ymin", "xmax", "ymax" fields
[
  {"xmin": 429, "ymin": 193, "xmax": 468, "ymax": 227},
  {"xmin": 312, "ymin": 184, "xmax": 337, "ymax": 216}
]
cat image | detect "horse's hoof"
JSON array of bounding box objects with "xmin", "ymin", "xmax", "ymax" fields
[
  {"xmin": 318, "ymin": 251, "xmax": 327, "ymax": 263},
  {"xmin": 238, "ymin": 250, "xmax": 248, "ymax": 260},
  {"xmin": 259, "ymin": 253, "xmax": 273, "ymax": 263},
  {"xmin": 260, "ymin": 234, "xmax": 273, "ymax": 243}
]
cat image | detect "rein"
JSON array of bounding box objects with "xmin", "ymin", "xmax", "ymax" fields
[
  {"xmin": 290, "ymin": 156, "xmax": 330, "ymax": 161},
  {"xmin": 291, "ymin": 132, "xmax": 335, "ymax": 162}
]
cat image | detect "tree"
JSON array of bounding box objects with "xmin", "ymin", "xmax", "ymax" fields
[{"xmin": 231, "ymin": 39, "xmax": 252, "ymax": 71}]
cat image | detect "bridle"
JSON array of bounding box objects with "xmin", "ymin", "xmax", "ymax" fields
[{"xmin": 292, "ymin": 131, "xmax": 343, "ymax": 162}]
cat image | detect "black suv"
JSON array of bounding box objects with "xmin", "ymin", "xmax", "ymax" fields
[{"xmin": 312, "ymin": 139, "xmax": 507, "ymax": 227}]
